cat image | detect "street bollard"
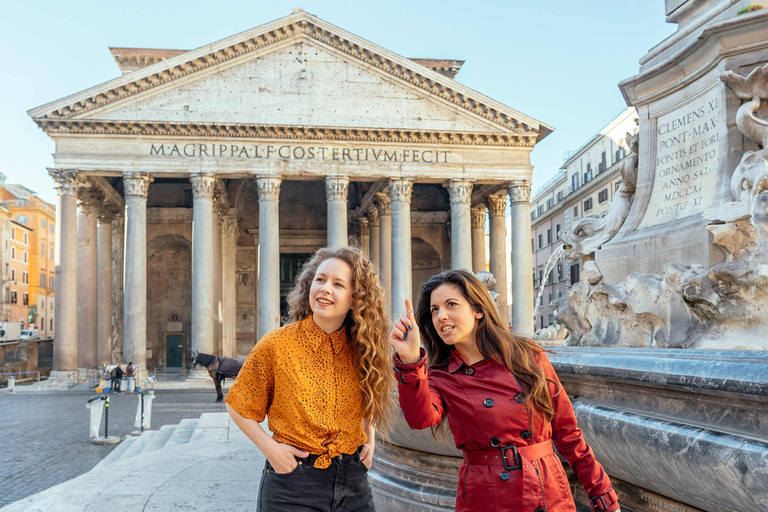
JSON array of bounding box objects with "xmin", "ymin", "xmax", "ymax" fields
[
  {"xmin": 131, "ymin": 390, "xmax": 155, "ymax": 435},
  {"xmin": 7, "ymin": 376, "xmax": 15, "ymax": 395},
  {"xmin": 86, "ymin": 395, "xmax": 120, "ymax": 445}
]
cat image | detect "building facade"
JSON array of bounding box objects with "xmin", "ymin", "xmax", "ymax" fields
[
  {"xmin": 30, "ymin": 10, "xmax": 552, "ymax": 373},
  {"xmin": 531, "ymin": 107, "xmax": 636, "ymax": 330},
  {"xmin": 8, "ymin": 221, "xmax": 32, "ymax": 327}
]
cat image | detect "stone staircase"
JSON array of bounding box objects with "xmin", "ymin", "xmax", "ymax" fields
[{"xmin": 0, "ymin": 413, "xmax": 266, "ymax": 512}]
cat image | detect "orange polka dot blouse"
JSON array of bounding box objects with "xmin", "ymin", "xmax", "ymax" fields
[{"xmin": 225, "ymin": 315, "xmax": 367, "ymax": 469}]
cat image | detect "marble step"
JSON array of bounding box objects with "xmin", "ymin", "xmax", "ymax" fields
[
  {"xmin": 94, "ymin": 436, "xmax": 137, "ymax": 468},
  {"xmin": 164, "ymin": 418, "xmax": 199, "ymax": 446},
  {"xmin": 118, "ymin": 430, "xmax": 157, "ymax": 461},
  {"xmin": 142, "ymin": 424, "xmax": 177, "ymax": 453}
]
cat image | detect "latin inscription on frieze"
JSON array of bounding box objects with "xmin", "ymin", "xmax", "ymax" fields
[
  {"xmin": 148, "ymin": 143, "xmax": 450, "ymax": 164},
  {"xmin": 638, "ymin": 87, "xmax": 722, "ymax": 229}
]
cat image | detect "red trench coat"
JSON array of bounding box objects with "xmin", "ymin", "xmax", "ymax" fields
[{"xmin": 394, "ymin": 349, "xmax": 619, "ymax": 512}]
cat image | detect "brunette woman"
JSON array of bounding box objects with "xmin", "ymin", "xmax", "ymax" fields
[
  {"xmin": 226, "ymin": 246, "xmax": 394, "ymax": 512},
  {"xmin": 390, "ymin": 270, "xmax": 620, "ymax": 512}
]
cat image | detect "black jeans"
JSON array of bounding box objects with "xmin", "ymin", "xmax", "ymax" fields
[{"xmin": 258, "ymin": 450, "xmax": 376, "ymax": 512}]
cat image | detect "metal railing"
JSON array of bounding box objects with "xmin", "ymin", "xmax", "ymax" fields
[{"xmin": 153, "ymin": 366, "xmax": 188, "ymax": 382}]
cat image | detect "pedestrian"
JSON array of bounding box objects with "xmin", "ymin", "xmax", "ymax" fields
[
  {"xmin": 390, "ymin": 270, "xmax": 621, "ymax": 512},
  {"xmin": 126, "ymin": 362, "xmax": 135, "ymax": 392},
  {"xmin": 226, "ymin": 246, "xmax": 394, "ymax": 512},
  {"xmin": 112, "ymin": 364, "xmax": 124, "ymax": 393}
]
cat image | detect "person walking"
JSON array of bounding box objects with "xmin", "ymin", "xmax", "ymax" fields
[
  {"xmin": 126, "ymin": 362, "xmax": 135, "ymax": 392},
  {"xmin": 112, "ymin": 364, "xmax": 124, "ymax": 393},
  {"xmin": 226, "ymin": 246, "xmax": 394, "ymax": 512},
  {"xmin": 391, "ymin": 270, "xmax": 620, "ymax": 512}
]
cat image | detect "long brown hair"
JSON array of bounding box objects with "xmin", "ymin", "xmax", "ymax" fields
[
  {"xmin": 285, "ymin": 246, "xmax": 395, "ymax": 437},
  {"xmin": 416, "ymin": 270, "xmax": 556, "ymax": 426}
]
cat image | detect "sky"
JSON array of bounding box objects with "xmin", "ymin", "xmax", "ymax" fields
[{"xmin": 0, "ymin": 1, "xmax": 676, "ymax": 205}]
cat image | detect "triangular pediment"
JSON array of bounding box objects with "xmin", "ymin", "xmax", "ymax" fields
[{"xmin": 29, "ymin": 10, "xmax": 552, "ymax": 144}]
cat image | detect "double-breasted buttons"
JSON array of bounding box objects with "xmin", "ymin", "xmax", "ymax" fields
[
  {"xmin": 484, "ymin": 398, "xmax": 494, "ymax": 408},
  {"xmin": 515, "ymin": 392, "xmax": 525, "ymax": 403},
  {"xmin": 465, "ymin": 367, "xmax": 475, "ymax": 376},
  {"xmin": 490, "ymin": 437, "xmax": 501, "ymax": 447},
  {"xmin": 521, "ymin": 430, "xmax": 532, "ymax": 440},
  {"xmin": 500, "ymin": 471, "xmax": 510, "ymax": 481}
]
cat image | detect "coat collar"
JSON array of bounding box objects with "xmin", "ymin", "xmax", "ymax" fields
[
  {"xmin": 301, "ymin": 315, "xmax": 349, "ymax": 354},
  {"xmin": 445, "ymin": 349, "xmax": 491, "ymax": 374}
]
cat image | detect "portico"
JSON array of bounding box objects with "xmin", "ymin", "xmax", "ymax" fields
[{"xmin": 33, "ymin": 10, "xmax": 550, "ymax": 374}]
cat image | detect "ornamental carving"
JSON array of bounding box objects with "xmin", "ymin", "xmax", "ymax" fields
[
  {"xmin": 35, "ymin": 13, "xmax": 542, "ymax": 141},
  {"xmin": 471, "ymin": 208, "xmax": 487, "ymax": 228},
  {"xmin": 389, "ymin": 179, "xmax": 414, "ymax": 203},
  {"xmin": 48, "ymin": 168, "xmax": 83, "ymax": 196},
  {"xmin": 36, "ymin": 120, "xmax": 538, "ymax": 148},
  {"xmin": 256, "ymin": 176, "xmax": 282, "ymax": 201},
  {"xmin": 123, "ymin": 172, "xmax": 153, "ymax": 198},
  {"xmin": 325, "ymin": 176, "xmax": 349, "ymax": 201},
  {"xmin": 190, "ymin": 173, "xmax": 217, "ymax": 199},
  {"xmin": 375, "ymin": 192, "xmax": 392, "ymax": 215},
  {"xmin": 358, "ymin": 217, "xmax": 369, "ymax": 237},
  {"xmin": 97, "ymin": 204, "xmax": 122, "ymax": 223},
  {"xmin": 367, "ymin": 206, "xmax": 380, "ymax": 227},
  {"xmin": 222, "ymin": 215, "xmax": 239, "ymax": 238},
  {"xmin": 486, "ymin": 194, "xmax": 507, "ymax": 217},
  {"xmin": 77, "ymin": 188, "xmax": 104, "ymax": 207},
  {"xmin": 508, "ymin": 180, "xmax": 531, "ymax": 204},
  {"xmin": 446, "ymin": 179, "xmax": 474, "ymax": 205}
]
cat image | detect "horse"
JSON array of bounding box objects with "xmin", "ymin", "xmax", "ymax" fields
[{"xmin": 192, "ymin": 351, "xmax": 246, "ymax": 402}]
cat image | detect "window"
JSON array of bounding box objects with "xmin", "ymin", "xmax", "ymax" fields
[
  {"xmin": 584, "ymin": 198, "xmax": 593, "ymax": 212},
  {"xmin": 532, "ymin": 271, "xmax": 537, "ymax": 288},
  {"xmin": 23, "ymin": 251, "xmax": 28, "ymax": 263},
  {"xmin": 538, "ymin": 205, "xmax": 544, "ymax": 216},
  {"xmin": 11, "ymin": 247, "xmax": 15, "ymax": 260},
  {"xmin": 538, "ymin": 234, "xmax": 543, "ymax": 248},
  {"xmin": 573, "ymin": 206, "xmax": 579, "ymax": 217},
  {"xmin": 584, "ymin": 163, "xmax": 593, "ymax": 183},
  {"xmin": 41, "ymin": 218, "xmax": 47, "ymax": 228},
  {"xmin": 615, "ymin": 180, "xmax": 622, "ymax": 192},
  {"xmin": 11, "ymin": 227, "xmax": 15, "ymax": 240},
  {"xmin": 23, "ymin": 272, "xmax": 28, "ymax": 284},
  {"xmin": 531, "ymin": 211, "xmax": 535, "ymax": 221},
  {"xmin": 548, "ymin": 314, "xmax": 554, "ymax": 326},
  {"xmin": 571, "ymin": 173, "xmax": 579, "ymax": 191},
  {"xmin": 23, "ymin": 293, "xmax": 28, "ymax": 306},
  {"xmin": 557, "ymin": 262, "xmax": 563, "ymax": 281},
  {"xmin": 40, "ymin": 317, "xmax": 44, "ymax": 329},
  {"xmin": 558, "ymin": 290, "xmax": 563, "ymax": 298},
  {"xmin": 41, "ymin": 241, "xmax": 45, "ymax": 254},
  {"xmin": 547, "ymin": 229, "xmax": 552, "ymax": 245},
  {"xmin": 556, "ymin": 223, "xmax": 561, "ymax": 240},
  {"xmin": 531, "ymin": 238, "xmax": 535, "ymax": 252},
  {"xmin": 50, "ymin": 299, "xmax": 54, "ymax": 310},
  {"xmin": 11, "ymin": 268, "xmax": 15, "ymax": 282},
  {"xmin": 50, "ymin": 276, "xmax": 55, "ymax": 290},
  {"xmin": 23, "ymin": 232, "xmax": 28, "ymax": 244},
  {"xmin": 615, "ymin": 147, "xmax": 625, "ymax": 162},
  {"xmin": 50, "ymin": 223, "xmax": 54, "ymax": 233},
  {"xmin": 11, "ymin": 291, "xmax": 17, "ymax": 304},
  {"xmin": 548, "ymin": 293, "xmax": 552, "ymax": 304},
  {"xmin": 546, "ymin": 198, "xmax": 553, "ymax": 209},
  {"xmin": 540, "ymin": 316, "xmax": 545, "ymax": 330},
  {"xmin": 556, "ymin": 191, "xmax": 563, "ymax": 202},
  {"xmin": 598, "ymin": 188, "xmax": 608, "ymax": 203},
  {"xmin": 50, "ymin": 246, "xmax": 54, "ymax": 260},
  {"xmin": 547, "ymin": 270, "xmax": 554, "ymax": 285},
  {"xmin": 50, "ymin": 318, "xmax": 54, "ymax": 330},
  {"xmin": 599, "ymin": 151, "xmax": 607, "ymax": 172},
  {"xmin": 538, "ymin": 269, "xmax": 543, "ymax": 286},
  {"xmin": 15, "ymin": 216, "xmax": 29, "ymax": 225},
  {"xmin": 570, "ymin": 263, "xmax": 580, "ymax": 285},
  {"xmin": 40, "ymin": 273, "xmax": 46, "ymax": 287}
]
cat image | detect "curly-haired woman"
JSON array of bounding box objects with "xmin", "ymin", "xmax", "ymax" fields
[
  {"xmin": 226, "ymin": 246, "xmax": 394, "ymax": 512},
  {"xmin": 390, "ymin": 270, "xmax": 620, "ymax": 512}
]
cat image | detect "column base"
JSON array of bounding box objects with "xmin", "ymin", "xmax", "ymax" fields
[
  {"xmin": 43, "ymin": 370, "xmax": 80, "ymax": 389},
  {"xmin": 185, "ymin": 368, "xmax": 211, "ymax": 381}
]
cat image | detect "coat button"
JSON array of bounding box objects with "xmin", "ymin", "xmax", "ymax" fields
[
  {"xmin": 490, "ymin": 437, "xmax": 501, "ymax": 447},
  {"xmin": 465, "ymin": 367, "xmax": 475, "ymax": 376},
  {"xmin": 521, "ymin": 430, "xmax": 532, "ymax": 440},
  {"xmin": 500, "ymin": 471, "xmax": 510, "ymax": 481},
  {"xmin": 484, "ymin": 398, "xmax": 494, "ymax": 407},
  {"xmin": 515, "ymin": 393, "xmax": 525, "ymax": 403}
]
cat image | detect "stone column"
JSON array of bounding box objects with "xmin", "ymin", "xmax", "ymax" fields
[
  {"xmin": 471, "ymin": 207, "xmax": 486, "ymax": 273},
  {"xmin": 358, "ymin": 217, "xmax": 370, "ymax": 257},
  {"xmin": 256, "ymin": 176, "xmax": 281, "ymax": 340},
  {"xmin": 49, "ymin": 169, "xmax": 82, "ymax": 372},
  {"xmin": 252, "ymin": 234, "xmax": 259, "ymax": 342},
  {"xmin": 77, "ymin": 189, "xmax": 100, "ymax": 368},
  {"xmin": 390, "ymin": 179, "xmax": 413, "ymax": 317},
  {"xmin": 97, "ymin": 205, "xmax": 118, "ymax": 366},
  {"xmin": 222, "ymin": 213, "xmax": 238, "ymax": 357},
  {"xmin": 487, "ymin": 194, "xmax": 510, "ymax": 328},
  {"xmin": 376, "ymin": 192, "xmax": 392, "ymax": 316},
  {"xmin": 326, "ymin": 175, "xmax": 349, "ymax": 249},
  {"xmin": 508, "ymin": 180, "xmax": 533, "ymax": 336},
  {"xmin": 367, "ymin": 206, "xmax": 380, "ymax": 270},
  {"xmin": 212, "ymin": 197, "xmax": 223, "ymax": 355},
  {"xmin": 123, "ymin": 172, "xmax": 153, "ymax": 368},
  {"xmin": 112, "ymin": 214, "xmax": 124, "ymax": 362},
  {"xmin": 447, "ymin": 179, "xmax": 474, "ymax": 270},
  {"xmin": 190, "ymin": 173, "xmax": 216, "ymax": 358}
]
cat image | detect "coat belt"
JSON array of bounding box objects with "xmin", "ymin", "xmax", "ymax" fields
[{"xmin": 462, "ymin": 441, "xmax": 554, "ymax": 466}]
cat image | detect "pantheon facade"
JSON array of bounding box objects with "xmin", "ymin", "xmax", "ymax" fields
[{"xmin": 30, "ymin": 10, "xmax": 551, "ymax": 374}]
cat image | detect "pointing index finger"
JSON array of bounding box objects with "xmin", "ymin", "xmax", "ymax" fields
[{"xmin": 405, "ymin": 298, "xmax": 415, "ymax": 323}]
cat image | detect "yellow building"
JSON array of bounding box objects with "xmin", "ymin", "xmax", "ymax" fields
[
  {"xmin": 0, "ymin": 177, "xmax": 56, "ymax": 337},
  {"xmin": 8, "ymin": 220, "xmax": 32, "ymax": 327},
  {"xmin": 0, "ymin": 204, "xmax": 12, "ymax": 322}
]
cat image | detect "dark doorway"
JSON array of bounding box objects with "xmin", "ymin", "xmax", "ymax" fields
[
  {"xmin": 164, "ymin": 333, "xmax": 186, "ymax": 368},
  {"xmin": 279, "ymin": 254, "xmax": 313, "ymax": 322}
]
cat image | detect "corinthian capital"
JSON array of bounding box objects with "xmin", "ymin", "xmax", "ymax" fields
[
  {"xmin": 367, "ymin": 205, "xmax": 379, "ymax": 227},
  {"xmin": 77, "ymin": 188, "xmax": 104, "ymax": 208},
  {"xmin": 190, "ymin": 173, "xmax": 217, "ymax": 199},
  {"xmin": 389, "ymin": 179, "xmax": 414, "ymax": 203},
  {"xmin": 486, "ymin": 194, "xmax": 508, "ymax": 216},
  {"xmin": 508, "ymin": 179, "xmax": 531, "ymax": 204},
  {"xmin": 222, "ymin": 215, "xmax": 239, "ymax": 238},
  {"xmin": 48, "ymin": 168, "xmax": 84, "ymax": 197},
  {"xmin": 375, "ymin": 192, "xmax": 391, "ymax": 215},
  {"xmin": 97, "ymin": 204, "xmax": 122, "ymax": 223},
  {"xmin": 358, "ymin": 217, "xmax": 370, "ymax": 236},
  {"xmin": 256, "ymin": 175, "xmax": 282, "ymax": 201},
  {"xmin": 325, "ymin": 175, "xmax": 349, "ymax": 201},
  {"xmin": 123, "ymin": 172, "xmax": 154, "ymax": 198},
  {"xmin": 471, "ymin": 207, "xmax": 487, "ymax": 228},
  {"xmin": 446, "ymin": 179, "xmax": 474, "ymax": 205}
]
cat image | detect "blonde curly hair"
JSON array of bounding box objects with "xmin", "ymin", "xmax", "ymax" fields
[{"xmin": 285, "ymin": 246, "xmax": 395, "ymax": 437}]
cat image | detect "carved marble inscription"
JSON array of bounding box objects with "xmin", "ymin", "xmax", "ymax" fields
[{"xmin": 639, "ymin": 87, "xmax": 722, "ymax": 229}]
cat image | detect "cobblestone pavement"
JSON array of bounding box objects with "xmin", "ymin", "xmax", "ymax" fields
[{"xmin": 0, "ymin": 388, "xmax": 228, "ymax": 508}]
